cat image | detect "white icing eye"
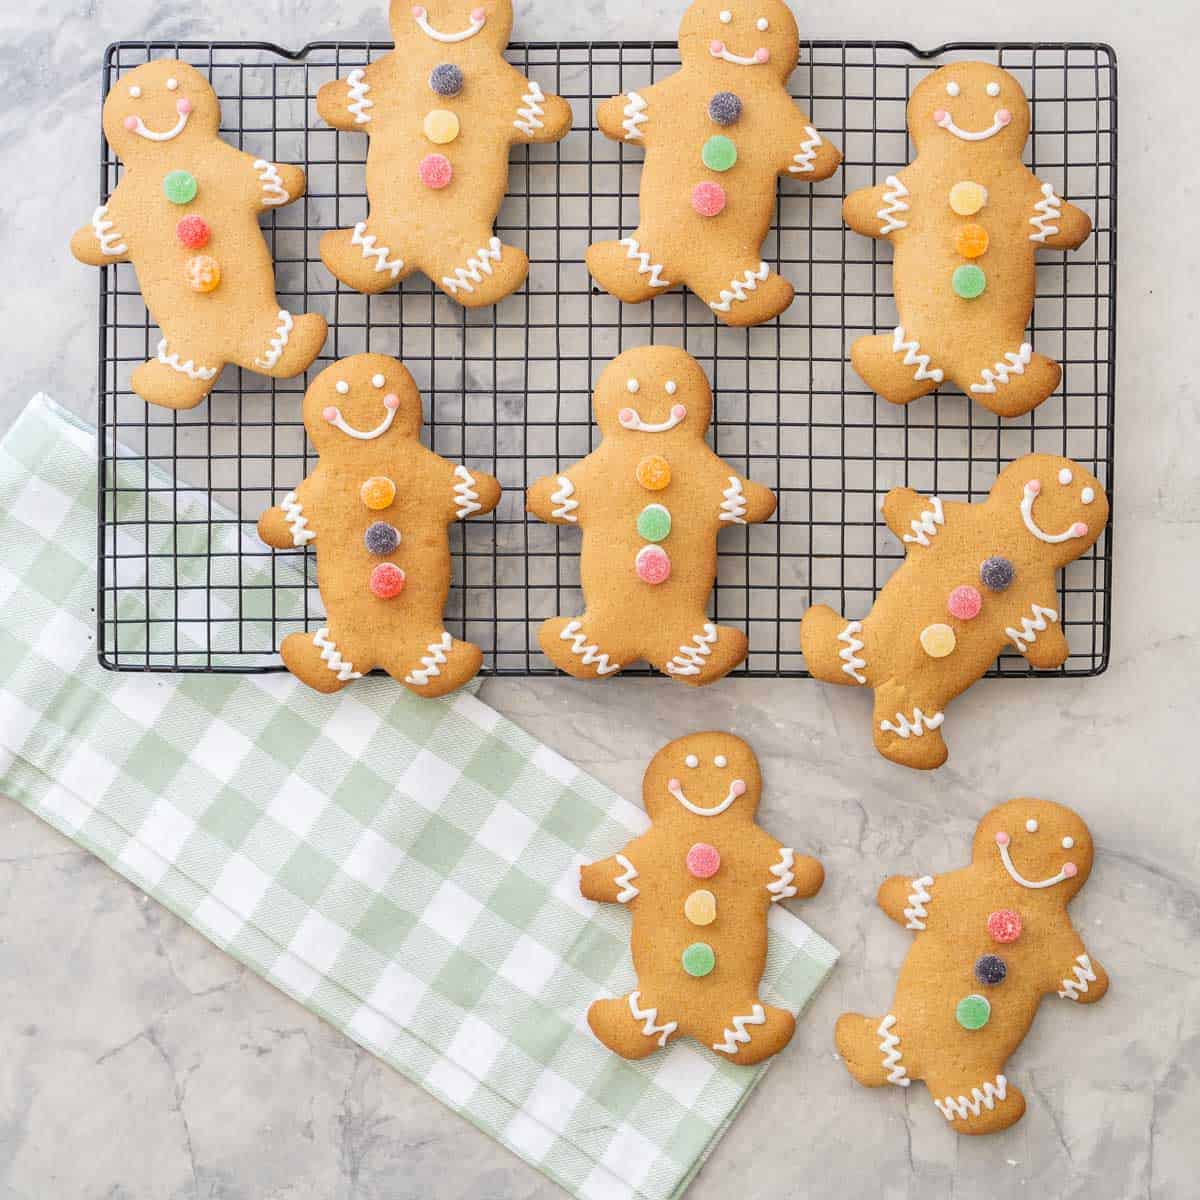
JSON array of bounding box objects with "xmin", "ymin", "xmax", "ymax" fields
[
  {"xmin": 1082, "ymin": 487, "xmax": 1096, "ymax": 504},
  {"xmin": 166, "ymin": 78, "xmax": 179, "ymax": 92},
  {"xmin": 336, "ymin": 380, "xmax": 350, "ymax": 395},
  {"xmin": 1025, "ymin": 818, "xmax": 1039, "ymax": 833},
  {"xmin": 371, "ymin": 374, "xmax": 386, "ymax": 389},
  {"xmin": 1062, "ymin": 836, "xmax": 1075, "ymax": 849},
  {"xmin": 946, "ymin": 81, "xmax": 960, "ymax": 97},
  {"xmin": 129, "ymin": 85, "xmax": 142, "ymax": 98},
  {"xmin": 987, "ymin": 81, "xmax": 1001, "ymax": 97},
  {"xmin": 714, "ymin": 755, "xmax": 728, "ymax": 768},
  {"xmin": 719, "ymin": 10, "xmax": 733, "ymax": 23},
  {"xmin": 756, "ymin": 17, "xmax": 769, "ymax": 31},
  {"xmin": 665, "ymin": 380, "xmax": 678, "ymax": 395},
  {"xmin": 685, "ymin": 754, "xmax": 699, "ymax": 768},
  {"xmin": 1058, "ymin": 468, "xmax": 1073, "ymax": 485},
  {"xmin": 627, "ymin": 378, "xmax": 640, "ymax": 394}
]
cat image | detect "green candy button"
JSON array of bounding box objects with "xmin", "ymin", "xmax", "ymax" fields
[
  {"xmin": 681, "ymin": 942, "xmax": 716, "ymax": 978},
  {"xmin": 702, "ymin": 135, "xmax": 738, "ymax": 173},
  {"xmin": 163, "ymin": 170, "xmax": 199, "ymax": 206},
  {"xmin": 952, "ymin": 263, "xmax": 987, "ymax": 300},
  {"xmin": 637, "ymin": 504, "xmax": 672, "ymax": 543},
  {"xmin": 955, "ymin": 993, "xmax": 991, "ymax": 1030}
]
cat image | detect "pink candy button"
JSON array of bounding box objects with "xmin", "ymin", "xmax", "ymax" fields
[
  {"xmin": 635, "ymin": 544, "xmax": 671, "ymax": 585},
  {"xmin": 419, "ymin": 153, "xmax": 453, "ymax": 190},
  {"xmin": 692, "ymin": 182, "xmax": 727, "ymax": 218},
  {"xmin": 948, "ymin": 585, "xmax": 983, "ymax": 621},
  {"xmin": 687, "ymin": 843, "xmax": 721, "ymax": 879},
  {"xmin": 987, "ymin": 909, "xmax": 1022, "ymax": 944}
]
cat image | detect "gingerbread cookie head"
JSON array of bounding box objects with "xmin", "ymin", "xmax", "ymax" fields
[
  {"xmin": 642, "ymin": 732, "xmax": 762, "ymax": 826},
  {"xmin": 972, "ymin": 798, "xmax": 1094, "ymax": 901},
  {"xmin": 678, "ymin": 0, "xmax": 800, "ymax": 84},
  {"xmin": 908, "ymin": 62, "xmax": 1031, "ymax": 158},
  {"xmin": 594, "ymin": 346, "xmax": 713, "ymax": 441},
  {"xmin": 304, "ymin": 354, "xmax": 424, "ymax": 456},
  {"xmin": 102, "ymin": 61, "xmax": 221, "ymax": 163},
  {"xmin": 389, "ymin": 0, "xmax": 514, "ymax": 56}
]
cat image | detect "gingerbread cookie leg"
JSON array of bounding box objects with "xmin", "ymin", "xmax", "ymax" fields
[
  {"xmin": 281, "ymin": 627, "xmax": 370, "ymax": 695},
  {"xmin": 651, "ymin": 621, "xmax": 748, "ymax": 686},
  {"xmin": 705, "ymin": 998, "xmax": 795, "ymax": 1066},
  {"xmin": 834, "ymin": 1013, "xmax": 912, "ymax": 1089},
  {"xmin": 131, "ymin": 334, "xmax": 223, "ymax": 411},
  {"xmin": 872, "ymin": 680, "xmax": 949, "ymax": 771},
  {"xmin": 539, "ymin": 615, "xmax": 632, "ymax": 680},
  {"xmin": 321, "ymin": 219, "xmax": 417, "ymax": 295},
  {"xmin": 800, "ymin": 605, "xmax": 869, "ymax": 687},
  {"xmin": 851, "ymin": 328, "xmax": 944, "ymax": 408},
  {"xmin": 962, "ymin": 345, "xmax": 1062, "ymax": 420},
  {"xmin": 689, "ymin": 256, "xmax": 795, "ymax": 329},
  {"xmin": 588, "ymin": 992, "xmax": 679, "ymax": 1060},
  {"xmin": 586, "ymin": 234, "xmax": 674, "ymax": 305},
  {"xmin": 923, "ymin": 1064, "xmax": 1026, "ymax": 1136},
  {"xmin": 240, "ymin": 307, "xmax": 328, "ymax": 380},
  {"xmin": 428, "ymin": 234, "xmax": 531, "ymax": 309},
  {"xmin": 392, "ymin": 633, "xmax": 484, "ymax": 700}
]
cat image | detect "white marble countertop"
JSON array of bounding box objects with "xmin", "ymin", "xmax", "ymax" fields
[{"xmin": 2, "ymin": 0, "xmax": 1198, "ymax": 1196}]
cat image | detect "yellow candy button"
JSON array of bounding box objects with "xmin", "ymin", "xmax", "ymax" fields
[
  {"xmin": 949, "ymin": 181, "xmax": 988, "ymax": 217},
  {"xmin": 684, "ymin": 889, "xmax": 717, "ymax": 927},
  {"xmin": 184, "ymin": 254, "xmax": 221, "ymax": 293},
  {"xmin": 636, "ymin": 455, "xmax": 672, "ymax": 492},
  {"xmin": 424, "ymin": 109, "xmax": 460, "ymax": 145},
  {"xmin": 920, "ymin": 623, "xmax": 958, "ymax": 659},
  {"xmin": 955, "ymin": 223, "xmax": 990, "ymax": 259},
  {"xmin": 360, "ymin": 476, "xmax": 397, "ymax": 511}
]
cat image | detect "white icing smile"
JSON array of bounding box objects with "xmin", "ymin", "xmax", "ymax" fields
[
  {"xmin": 932, "ymin": 107, "xmax": 1012, "ymax": 141},
  {"xmin": 124, "ymin": 100, "xmax": 192, "ymax": 142},
  {"xmin": 619, "ymin": 404, "xmax": 687, "ymax": 433},
  {"xmin": 995, "ymin": 831, "xmax": 1076, "ymax": 889},
  {"xmin": 1020, "ymin": 480, "xmax": 1089, "ymax": 545},
  {"xmin": 323, "ymin": 395, "xmax": 401, "ymax": 440},
  {"xmin": 667, "ymin": 776, "xmax": 746, "ymax": 817},
  {"xmin": 412, "ymin": 4, "xmax": 486, "ymax": 42},
  {"xmin": 709, "ymin": 40, "xmax": 770, "ymax": 66}
]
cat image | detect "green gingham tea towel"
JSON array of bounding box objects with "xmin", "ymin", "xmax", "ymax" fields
[{"xmin": 0, "ymin": 395, "xmax": 837, "ymax": 1200}]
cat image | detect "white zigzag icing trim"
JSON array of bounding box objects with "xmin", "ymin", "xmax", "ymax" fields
[
  {"xmin": 711, "ymin": 262, "xmax": 770, "ymax": 313},
  {"xmin": 443, "ymin": 238, "xmax": 503, "ymax": 296},
  {"xmin": 788, "ymin": 125, "xmax": 822, "ymax": 174},
  {"xmin": 253, "ymin": 159, "xmax": 289, "ymax": 207},
  {"xmin": 903, "ymin": 875, "xmax": 934, "ymax": 930},
  {"xmin": 91, "ymin": 206, "xmax": 127, "ymax": 256},
  {"xmin": 352, "ymin": 222, "xmax": 405, "ymax": 279},
  {"xmin": 622, "ymin": 91, "xmax": 647, "ymax": 140},
  {"xmin": 614, "ymin": 854, "xmax": 639, "ymax": 902},
  {"xmin": 453, "ymin": 465, "xmax": 482, "ymax": 518},
  {"xmin": 902, "ymin": 496, "xmax": 945, "ymax": 548},
  {"xmin": 314, "ymin": 629, "xmax": 362, "ymax": 682},
  {"xmin": 892, "ymin": 326, "xmax": 945, "ymax": 384},
  {"xmin": 877, "ymin": 175, "xmax": 909, "ymax": 234},
  {"xmin": 971, "ymin": 343, "xmax": 1034, "ymax": 394},
  {"xmin": 618, "ymin": 237, "xmax": 671, "ymax": 289},
  {"xmin": 767, "ymin": 848, "xmax": 796, "ymax": 902},
  {"xmin": 719, "ymin": 477, "xmax": 747, "ymax": 524},
  {"xmin": 560, "ymin": 621, "xmax": 620, "ymax": 676},
  {"xmin": 254, "ymin": 310, "xmax": 294, "ymax": 370},
  {"xmin": 346, "ymin": 68, "xmax": 373, "ymax": 124},
  {"xmin": 665, "ymin": 623, "xmax": 718, "ymax": 677},
  {"xmin": 877, "ymin": 1015, "xmax": 910, "ymax": 1086},
  {"xmin": 1006, "ymin": 604, "xmax": 1058, "ymax": 653},
  {"xmin": 629, "ymin": 992, "xmax": 676, "ymax": 1048},
  {"xmin": 935, "ymin": 1075, "xmax": 1008, "ymax": 1122},
  {"xmin": 880, "ymin": 708, "xmax": 944, "ymax": 740},
  {"xmin": 157, "ymin": 339, "xmax": 218, "ymax": 382},
  {"xmin": 1058, "ymin": 954, "xmax": 1097, "ymax": 1000},
  {"xmin": 514, "ymin": 81, "xmax": 546, "ymax": 137},
  {"xmin": 282, "ymin": 492, "xmax": 315, "ymax": 546},
  {"xmin": 551, "ymin": 476, "xmax": 578, "ymax": 522},
  {"xmin": 713, "ymin": 1004, "xmax": 766, "ymax": 1055},
  {"xmin": 405, "ymin": 632, "xmax": 454, "ymax": 687},
  {"xmin": 837, "ymin": 620, "xmax": 867, "ymax": 684},
  {"xmin": 1029, "ymin": 181, "xmax": 1063, "ymax": 243}
]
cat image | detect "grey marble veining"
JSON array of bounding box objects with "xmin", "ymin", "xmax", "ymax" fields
[{"xmin": 3, "ymin": 0, "xmax": 1199, "ymax": 1197}]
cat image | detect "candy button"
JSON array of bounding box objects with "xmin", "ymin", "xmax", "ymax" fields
[
  {"xmin": 419, "ymin": 153, "xmax": 453, "ymax": 190},
  {"xmin": 183, "ymin": 255, "xmax": 221, "ymax": 293},
  {"xmin": 430, "ymin": 63, "xmax": 464, "ymax": 97},
  {"xmin": 955, "ymin": 223, "xmax": 989, "ymax": 259},
  {"xmin": 702, "ymin": 135, "xmax": 738, "ymax": 172},
  {"xmin": 920, "ymin": 623, "xmax": 957, "ymax": 658},
  {"xmin": 681, "ymin": 942, "xmax": 716, "ymax": 978},
  {"xmin": 708, "ymin": 91, "xmax": 742, "ymax": 126},
  {"xmin": 948, "ymin": 585, "xmax": 983, "ymax": 621},
  {"xmin": 987, "ymin": 909, "xmax": 1022, "ymax": 943},
  {"xmin": 176, "ymin": 216, "xmax": 210, "ymax": 249},
  {"xmin": 975, "ymin": 954, "xmax": 1007, "ymax": 986},
  {"xmin": 980, "ymin": 557, "xmax": 1015, "ymax": 592},
  {"xmin": 692, "ymin": 181, "xmax": 727, "ymax": 218},
  {"xmin": 635, "ymin": 545, "xmax": 671, "ymax": 585},
  {"xmin": 636, "ymin": 455, "xmax": 671, "ymax": 492},
  {"xmin": 952, "ymin": 264, "xmax": 987, "ymax": 300},
  {"xmin": 684, "ymin": 890, "xmax": 717, "ymax": 927},
  {"xmin": 949, "ymin": 180, "xmax": 987, "ymax": 216},
  {"xmin": 955, "ymin": 994, "xmax": 991, "ymax": 1031},
  {"xmin": 686, "ymin": 843, "xmax": 720, "ymax": 879},
  {"xmin": 369, "ymin": 563, "xmax": 406, "ymax": 599},
  {"xmin": 424, "ymin": 109, "xmax": 460, "ymax": 145},
  {"xmin": 637, "ymin": 504, "xmax": 672, "ymax": 543},
  {"xmin": 163, "ymin": 170, "xmax": 198, "ymax": 205},
  {"xmin": 360, "ymin": 477, "xmax": 397, "ymax": 511},
  {"xmin": 364, "ymin": 522, "xmax": 401, "ymax": 556}
]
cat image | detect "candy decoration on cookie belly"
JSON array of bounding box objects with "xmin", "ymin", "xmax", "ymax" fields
[
  {"xmin": 184, "ymin": 254, "xmax": 221, "ymax": 293},
  {"xmin": 163, "ymin": 170, "xmax": 199, "ymax": 205},
  {"xmin": 177, "ymin": 216, "xmax": 211, "ymax": 249},
  {"xmin": 419, "ymin": 154, "xmax": 454, "ymax": 190},
  {"xmin": 692, "ymin": 182, "xmax": 727, "ymax": 218},
  {"xmin": 635, "ymin": 545, "xmax": 671, "ymax": 585}
]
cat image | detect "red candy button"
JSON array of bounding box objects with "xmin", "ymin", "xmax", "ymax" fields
[
  {"xmin": 635, "ymin": 544, "xmax": 671, "ymax": 585},
  {"xmin": 177, "ymin": 215, "xmax": 211, "ymax": 249},
  {"xmin": 686, "ymin": 843, "xmax": 721, "ymax": 879},
  {"xmin": 691, "ymin": 182, "xmax": 727, "ymax": 218},
  {"xmin": 419, "ymin": 153, "xmax": 453, "ymax": 190},
  {"xmin": 948, "ymin": 585, "xmax": 983, "ymax": 621},
  {"xmin": 370, "ymin": 563, "xmax": 407, "ymax": 599},
  {"xmin": 987, "ymin": 909, "xmax": 1022, "ymax": 944}
]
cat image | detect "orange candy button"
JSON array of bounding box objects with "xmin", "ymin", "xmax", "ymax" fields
[
  {"xmin": 184, "ymin": 254, "xmax": 221, "ymax": 293},
  {"xmin": 360, "ymin": 477, "xmax": 397, "ymax": 511},
  {"xmin": 636, "ymin": 455, "xmax": 672, "ymax": 491},
  {"xmin": 955, "ymin": 223, "xmax": 989, "ymax": 259}
]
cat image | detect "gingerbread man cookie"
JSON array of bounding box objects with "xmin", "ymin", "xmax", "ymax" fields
[
  {"xmin": 258, "ymin": 354, "xmax": 500, "ymax": 696},
  {"xmin": 317, "ymin": 1, "xmax": 572, "ymax": 306},
  {"xmin": 588, "ymin": 0, "xmax": 841, "ymax": 326},
  {"xmin": 801, "ymin": 454, "xmax": 1108, "ymax": 770},
  {"xmin": 71, "ymin": 61, "xmax": 327, "ymax": 411},
  {"xmin": 837, "ymin": 799, "xmax": 1108, "ymax": 1135},
  {"xmin": 844, "ymin": 62, "xmax": 1092, "ymax": 417},
  {"xmin": 582, "ymin": 733, "xmax": 824, "ymax": 1064},
  {"xmin": 527, "ymin": 346, "xmax": 777, "ymax": 684}
]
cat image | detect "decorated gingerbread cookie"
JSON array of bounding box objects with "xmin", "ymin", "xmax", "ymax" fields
[
  {"xmin": 801, "ymin": 454, "xmax": 1108, "ymax": 770},
  {"xmin": 71, "ymin": 60, "xmax": 327, "ymax": 410},
  {"xmin": 527, "ymin": 346, "xmax": 776, "ymax": 684},
  {"xmin": 317, "ymin": 1, "xmax": 572, "ymax": 306},
  {"xmin": 837, "ymin": 798, "xmax": 1107, "ymax": 1135},
  {"xmin": 258, "ymin": 354, "xmax": 501, "ymax": 696},
  {"xmin": 844, "ymin": 62, "xmax": 1092, "ymax": 417},
  {"xmin": 581, "ymin": 733, "xmax": 824, "ymax": 1063},
  {"xmin": 588, "ymin": 0, "xmax": 841, "ymax": 326}
]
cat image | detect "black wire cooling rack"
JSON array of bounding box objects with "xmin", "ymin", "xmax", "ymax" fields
[{"xmin": 96, "ymin": 39, "xmax": 1117, "ymax": 677}]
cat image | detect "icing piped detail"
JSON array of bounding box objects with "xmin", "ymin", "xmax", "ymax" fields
[
  {"xmin": 514, "ymin": 81, "xmax": 547, "ymax": 137},
  {"xmin": 282, "ymin": 492, "xmax": 315, "ymax": 546},
  {"xmin": 710, "ymin": 262, "xmax": 770, "ymax": 312},
  {"xmin": 346, "ymin": 68, "xmax": 374, "ymax": 124},
  {"xmin": 880, "ymin": 708, "xmax": 945, "ymax": 740},
  {"xmin": 157, "ymin": 339, "xmax": 218, "ymax": 382},
  {"xmin": 254, "ymin": 310, "xmax": 294, "ymax": 370},
  {"xmin": 903, "ymin": 876, "xmax": 933, "ymax": 930},
  {"xmin": 406, "ymin": 632, "xmax": 454, "ymax": 687},
  {"xmin": 789, "ymin": 125, "xmax": 822, "ymax": 174},
  {"xmin": 628, "ymin": 991, "xmax": 677, "ymax": 1047},
  {"xmin": 971, "ymin": 343, "xmax": 1033, "ymax": 394},
  {"xmin": 892, "ymin": 326, "xmax": 945, "ymax": 384},
  {"xmin": 877, "ymin": 176, "xmax": 909, "ymax": 234},
  {"xmin": 560, "ymin": 621, "xmax": 621, "ymax": 676},
  {"xmin": 91, "ymin": 206, "xmax": 127, "ymax": 256},
  {"xmin": 622, "ymin": 91, "xmax": 648, "ymax": 140},
  {"xmin": 713, "ymin": 1004, "xmax": 766, "ymax": 1054},
  {"xmin": 314, "ymin": 628, "xmax": 363, "ymax": 682},
  {"xmin": 453, "ymin": 465, "xmax": 482, "ymax": 517},
  {"xmin": 1005, "ymin": 603, "xmax": 1058, "ymax": 653},
  {"xmin": 667, "ymin": 777, "xmax": 744, "ymax": 818},
  {"xmin": 710, "ymin": 44, "xmax": 768, "ymax": 68},
  {"xmin": 619, "ymin": 237, "xmax": 671, "ymax": 289},
  {"xmin": 620, "ymin": 406, "xmax": 687, "ymax": 434},
  {"xmin": 935, "ymin": 1075, "xmax": 1008, "ymax": 1121},
  {"xmin": 1021, "ymin": 482, "xmax": 1089, "ymax": 545},
  {"xmin": 877, "ymin": 1015, "xmax": 910, "ymax": 1086},
  {"xmin": 902, "ymin": 496, "xmax": 945, "ymax": 548},
  {"xmin": 551, "ymin": 476, "xmax": 578, "ymax": 522},
  {"xmin": 253, "ymin": 159, "xmax": 289, "ymax": 206},
  {"xmin": 665, "ymin": 623, "xmax": 718, "ymax": 677},
  {"xmin": 614, "ymin": 854, "xmax": 639, "ymax": 902},
  {"xmin": 1058, "ymin": 954, "xmax": 1097, "ymax": 1000},
  {"xmin": 351, "ymin": 221, "xmax": 405, "ymax": 279},
  {"xmin": 325, "ymin": 399, "xmax": 398, "ymax": 441},
  {"xmin": 996, "ymin": 835, "xmax": 1073, "ymax": 889},
  {"xmin": 935, "ymin": 110, "xmax": 1011, "ymax": 142},
  {"xmin": 719, "ymin": 477, "xmax": 747, "ymax": 524},
  {"xmin": 413, "ymin": 6, "xmax": 486, "ymax": 43},
  {"xmin": 837, "ymin": 620, "xmax": 867, "ymax": 684},
  {"xmin": 126, "ymin": 107, "xmax": 190, "ymax": 142},
  {"xmin": 443, "ymin": 238, "xmax": 503, "ymax": 295},
  {"xmin": 767, "ymin": 848, "xmax": 797, "ymax": 902},
  {"xmin": 1029, "ymin": 182, "xmax": 1063, "ymax": 243}
]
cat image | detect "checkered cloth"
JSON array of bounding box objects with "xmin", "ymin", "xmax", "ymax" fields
[{"xmin": 0, "ymin": 395, "xmax": 837, "ymax": 1200}]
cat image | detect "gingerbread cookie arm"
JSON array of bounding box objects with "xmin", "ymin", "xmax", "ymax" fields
[
  {"xmin": 1005, "ymin": 595, "xmax": 1069, "ymax": 670},
  {"xmin": 597, "ymin": 84, "xmax": 658, "ymax": 145},
  {"xmin": 527, "ymin": 464, "xmax": 586, "ymax": 526},
  {"xmin": 763, "ymin": 837, "xmax": 824, "ymax": 902},
  {"xmin": 72, "ymin": 192, "xmax": 132, "ymax": 266},
  {"xmin": 259, "ymin": 477, "xmax": 320, "ymax": 550},
  {"xmin": 580, "ymin": 850, "xmax": 642, "ymax": 905},
  {"xmin": 446, "ymin": 461, "xmax": 501, "ymax": 525},
  {"xmin": 504, "ymin": 67, "xmax": 572, "ymax": 144},
  {"xmin": 316, "ymin": 65, "xmax": 378, "ymax": 132},
  {"xmin": 780, "ymin": 110, "xmax": 841, "ymax": 182},
  {"xmin": 716, "ymin": 469, "xmax": 777, "ymax": 528},
  {"xmin": 1053, "ymin": 937, "xmax": 1109, "ymax": 1004},
  {"xmin": 844, "ymin": 176, "xmax": 910, "ymax": 240},
  {"xmin": 1028, "ymin": 178, "xmax": 1093, "ymax": 251},
  {"xmin": 245, "ymin": 152, "xmax": 305, "ymax": 213},
  {"xmin": 877, "ymin": 873, "xmax": 938, "ymax": 930},
  {"xmin": 881, "ymin": 487, "xmax": 948, "ymax": 551}
]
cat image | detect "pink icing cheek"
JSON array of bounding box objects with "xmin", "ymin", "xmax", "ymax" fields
[
  {"xmin": 471, "ymin": 6, "xmax": 486, "ymax": 20},
  {"xmin": 1072, "ymin": 522, "xmax": 1089, "ymax": 537},
  {"xmin": 619, "ymin": 408, "xmax": 636, "ymax": 425},
  {"xmin": 995, "ymin": 831, "xmax": 1010, "ymax": 847},
  {"xmin": 710, "ymin": 40, "xmax": 725, "ymax": 55},
  {"xmin": 124, "ymin": 116, "xmax": 139, "ymax": 130},
  {"xmin": 322, "ymin": 406, "xmax": 340, "ymax": 423},
  {"xmin": 1063, "ymin": 862, "xmax": 1078, "ymax": 878},
  {"xmin": 412, "ymin": 6, "xmax": 426, "ymax": 17},
  {"xmin": 731, "ymin": 779, "xmax": 747, "ymax": 797},
  {"xmin": 754, "ymin": 48, "xmax": 770, "ymax": 63},
  {"xmin": 1026, "ymin": 479, "xmax": 1042, "ymax": 495},
  {"xmin": 384, "ymin": 393, "xmax": 401, "ymax": 411},
  {"xmin": 671, "ymin": 405, "xmax": 687, "ymax": 421},
  {"xmin": 933, "ymin": 108, "xmax": 948, "ymax": 124},
  {"xmin": 177, "ymin": 98, "xmax": 193, "ymax": 115},
  {"xmin": 668, "ymin": 777, "xmax": 680, "ymax": 791},
  {"xmin": 997, "ymin": 108, "xmax": 1012, "ymax": 125}
]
